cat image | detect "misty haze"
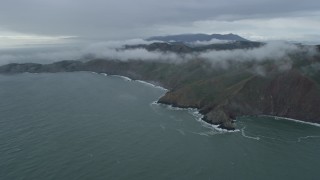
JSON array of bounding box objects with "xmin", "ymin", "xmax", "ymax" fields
[{"xmin": 1, "ymin": 0, "xmax": 320, "ymax": 180}]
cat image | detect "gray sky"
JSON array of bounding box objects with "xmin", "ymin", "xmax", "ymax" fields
[{"xmin": 0, "ymin": 0, "xmax": 320, "ymax": 46}]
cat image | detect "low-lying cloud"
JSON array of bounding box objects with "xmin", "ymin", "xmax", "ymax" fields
[
  {"xmin": 80, "ymin": 39, "xmax": 184, "ymax": 62},
  {"xmin": 190, "ymin": 39, "xmax": 232, "ymax": 46},
  {"xmin": 0, "ymin": 40, "xmax": 318, "ymax": 74},
  {"xmin": 200, "ymin": 42, "xmax": 301, "ymax": 62},
  {"xmin": 198, "ymin": 41, "xmax": 318, "ymax": 74}
]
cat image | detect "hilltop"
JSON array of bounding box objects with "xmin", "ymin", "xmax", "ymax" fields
[
  {"xmin": 147, "ymin": 33, "xmax": 249, "ymax": 43},
  {"xmin": 124, "ymin": 41, "xmax": 263, "ymax": 53}
]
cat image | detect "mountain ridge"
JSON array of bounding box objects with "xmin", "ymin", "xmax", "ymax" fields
[
  {"xmin": 124, "ymin": 41, "xmax": 263, "ymax": 53},
  {"xmin": 147, "ymin": 33, "xmax": 249, "ymax": 43}
]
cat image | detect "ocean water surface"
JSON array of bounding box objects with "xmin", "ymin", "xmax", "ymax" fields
[{"xmin": 0, "ymin": 72, "xmax": 319, "ymax": 180}]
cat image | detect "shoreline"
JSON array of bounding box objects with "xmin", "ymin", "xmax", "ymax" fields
[
  {"xmin": 90, "ymin": 71, "xmax": 238, "ymax": 132},
  {"xmin": 17, "ymin": 71, "xmax": 320, "ymax": 130},
  {"xmin": 151, "ymin": 101, "xmax": 240, "ymax": 133}
]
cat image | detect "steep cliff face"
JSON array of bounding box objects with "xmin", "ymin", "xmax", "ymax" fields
[
  {"xmin": 224, "ymin": 71, "xmax": 320, "ymax": 122},
  {"xmin": 257, "ymin": 71, "xmax": 318, "ymax": 120},
  {"xmin": 157, "ymin": 70, "xmax": 320, "ymax": 130}
]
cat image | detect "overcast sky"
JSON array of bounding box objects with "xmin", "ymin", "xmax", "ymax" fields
[{"xmin": 0, "ymin": 0, "xmax": 320, "ymax": 46}]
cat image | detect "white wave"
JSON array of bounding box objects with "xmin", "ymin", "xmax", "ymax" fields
[
  {"xmin": 191, "ymin": 110, "xmax": 240, "ymax": 133},
  {"xmin": 260, "ymin": 115, "xmax": 320, "ymax": 128},
  {"xmin": 202, "ymin": 120, "xmax": 240, "ymax": 133},
  {"xmin": 160, "ymin": 124, "xmax": 166, "ymax": 131},
  {"xmin": 135, "ymin": 80, "xmax": 168, "ymax": 91},
  {"xmin": 100, "ymin": 73, "xmax": 108, "ymax": 76},
  {"xmin": 91, "ymin": 72, "xmax": 98, "ymax": 74},
  {"xmin": 176, "ymin": 129, "xmax": 186, "ymax": 136},
  {"xmin": 192, "ymin": 130, "xmax": 219, "ymax": 136},
  {"xmin": 151, "ymin": 101, "xmax": 159, "ymax": 105},
  {"xmin": 167, "ymin": 105, "xmax": 186, "ymax": 111},
  {"xmin": 154, "ymin": 102, "xmax": 198, "ymax": 112},
  {"xmin": 149, "ymin": 101, "xmax": 167, "ymax": 117},
  {"xmin": 190, "ymin": 110, "xmax": 203, "ymax": 118},
  {"xmin": 254, "ymin": 134, "xmax": 297, "ymax": 143},
  {"xmin": 154, "ymin": 101, "xmax": 239, "ymax": 133},
  {"xmin": 194, "ymin": 132, "xmax": 210, "ymax": 136},
  {"xmin": 297, "ymin": 135, "xmax": 320, "ymax": 142},
  {"xmin": 136, "ymin": 80, "xmax": 157, "ymax": 87},
  {"xmin": 111, "ymin": 75, "xmax": 132, "ymax": 81},
  {"xmin": 241, "ymin": 127, "xmax": 260, "ymax": 140}
]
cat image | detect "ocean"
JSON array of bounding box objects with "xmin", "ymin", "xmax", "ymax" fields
[{"xmin": 1, "ymin": 72, "xmax": 319, "ymax": 180}]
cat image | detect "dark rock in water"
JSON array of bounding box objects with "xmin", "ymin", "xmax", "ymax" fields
[{"xmin": 203, "ymin": 108, "xmax": 235, "ymax": 130}]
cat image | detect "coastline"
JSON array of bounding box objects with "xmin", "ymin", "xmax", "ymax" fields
[
  {"xmin": 110, "ymin": 75, "xmax": 132, "ymax": 81},
  {"xmin": 8, "ymin": 71, "xmax": 320, "ymax": 131},
  {"xmin": 58, "ymin": 71, "xmax": 320, "ymax": 131},
  {"xmin": 91, "ymin": 71, "xmax": 238, "ymax": 132},
  {"xmin": 151, "ymin": 101, "xmax": 240, "ymax": 133}
]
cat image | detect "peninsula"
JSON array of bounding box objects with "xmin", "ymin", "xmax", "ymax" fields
[{"xmin": 1, "ymin": 39, "xmax": 320, "ymax": 130}]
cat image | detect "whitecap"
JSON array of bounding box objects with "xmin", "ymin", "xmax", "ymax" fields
[
  {"xmin": 241, "ymin": 126, "xmax": 260, "ymax": 140},
  {"xmin": 192, "ymin": 130, "xmax": 218, "ymax": 136},
  {"xmin": 260, "ymin": 115, "xmax": 320, "ymax": 128},
  {"xmin": 297, "ymin": 135, "xmax": 320, "ymax": 142},
  {"xmin": 160, "ymin": 124, "xmax": 166, "ymax": 131},
  {"xmin": 151, "ymin": 101, "xmax": 159, "ymax": 105},
  {"xmin": 176, "ymin": 129, "xmax": 186, "ymax": 136},
  {"xmin": 111, "ymin": 75, "xmax": 132, "ymax": 81},
  {"xmin": 135, "ymin": 80, "xmax": 168, "ymax": 91}
]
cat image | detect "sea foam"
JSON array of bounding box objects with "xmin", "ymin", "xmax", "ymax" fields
[
  {"xmin": 111, "ymin": 75, "xmax": 132, "ymax": 81},
  {"xmin": 241, "ymin": 126, "xmax": 260, "ymax": 140},
  {"xmin": 135, "ymin": 80, "xmax": 168, "ymax": 91},
  {"xmin": 260, "ymin": 115, "xmax": 320, "ymax": 128}
]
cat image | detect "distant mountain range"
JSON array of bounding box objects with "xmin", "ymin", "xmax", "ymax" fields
[
  {"xmin": 124, "ymin": 41, "xmax": 263, "ymax": 53},
  {"xmin": 147, "ymin": 33, "xmax": 249, "ymax": 43}
]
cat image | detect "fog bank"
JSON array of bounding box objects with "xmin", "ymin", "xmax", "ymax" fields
[{"xmin": 0, "ymin": 40, "xmax": 317, "ymax": 70}]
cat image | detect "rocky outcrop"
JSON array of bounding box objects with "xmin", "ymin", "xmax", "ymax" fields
[{"xmin": 203, "ymin": 108, "xmax": 235, "ymax": 130}]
